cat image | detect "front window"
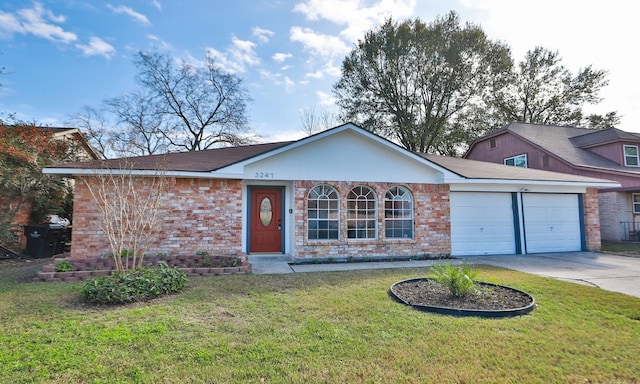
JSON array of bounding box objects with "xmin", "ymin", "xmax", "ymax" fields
[
  {"xmin": 633, "ymin": 194, "xmax": 640, "ymax": 214},
  {"xmin": 347, "ymin": 186, "xmax": 377, "ymax": 239},
  {"xmin": 385, "ymin": 186, "xmax": 413, "ymax": 239},
  {"xmin": 624, "ymin": 145, "xmax": 639, "ymax": 167},
  {"xmin": 504, "ymin": 154, "xmax": 527, "ymax": 168},
  {"xmin": 307, "ymin": 184, "xmax": 339, "ymax": 240}
]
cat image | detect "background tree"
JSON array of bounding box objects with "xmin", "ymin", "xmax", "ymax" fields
[
  {"xmin": 299, "ymin": 106, "xmax": 341, "ymax": 136},
  {"xmin": 103, "ymin": 91, "xmax": 168, "ymax": 156},
  {"xmin": 135, "ymin": 51, "xmax": 253, "ymax": 151},
  {"xmin": 489, "ymin": 46, "xmax": 618, "ymax": 128},
  {"xmin": 68, "ymin": 105, "xmax": 112, "ymax": 159},
  {"xmin": 68, "ymin": 51, "xmax": 254, "ymax": 158},
  {"xmin": 333, "ymin": 12, "xmax": 512, "ymax": 155}
]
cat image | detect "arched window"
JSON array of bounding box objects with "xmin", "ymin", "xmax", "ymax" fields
[
  {"xmin": 307, "ymin": 184, "xmax": 339, "ymax": 240},
  {"xmin": 385, "ymin": 186, "xmax": 413, "ymax": 239},
  {"xmin": 347, "ymin": 186, "xmax": 377, "ymax": 239}
]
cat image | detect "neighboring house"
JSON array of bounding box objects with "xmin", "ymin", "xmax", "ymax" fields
[
  {"xmin": 44, "ymin": 123, "xmax": 617, "ymax": 263},
  {"xmin": 43, "ymin": 127, "xmax": 102, "ymax": 162},
  {"xmin": 465, "ymin": 122, "xmax": 639, "ymax": 242},
  {"xmin": 1, "ymin": 126, "xmax": 100, "ymax": 246}
]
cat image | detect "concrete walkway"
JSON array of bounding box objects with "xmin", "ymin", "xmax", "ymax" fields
[{"xmin": 249, "ymin": 252, "xmax": 640, "ymax": 298}]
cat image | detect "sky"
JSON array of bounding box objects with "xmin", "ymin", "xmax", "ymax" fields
[{"xmin": 1, "ymin": 0, "xmax": 638, "ymax": 144}]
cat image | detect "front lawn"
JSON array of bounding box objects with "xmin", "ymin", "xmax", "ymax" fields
[{"xmin": 1, "ymin": 260, "xmax": 639, "ymax": 383}]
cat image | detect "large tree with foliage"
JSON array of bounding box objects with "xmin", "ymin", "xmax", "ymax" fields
[
  {"xmin": 333, "ymin": 12, "xmax": 512, "ymax": 155},
  {"xmin": 0, "ymin": 123, "xmax": 74, "ymax": 247},
  {"xmin": 490, "ymin": 46, "xmax": 618, "ymax": 128}
]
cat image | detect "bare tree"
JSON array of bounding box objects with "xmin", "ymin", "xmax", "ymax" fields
[
  {"xmin": 135, "ymin": 51, "xmax": 254, "ymax": 151},
  {"xmin": 299, "ymin": 106, "xmax": 341, "ymax": 136},
  {"xmin": 104, "ymin": 91, "xmax": 168, "ymax": 156},
  {"xmin": 67, "ymin": 105, "xmax": 112, "ymax": 159},
  {"xmin": 81, "ymin": 160, "xmax": 173, "ymax": 271}
]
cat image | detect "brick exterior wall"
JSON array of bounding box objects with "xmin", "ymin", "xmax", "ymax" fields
[
  {"xmin": 293, "ymin": 181, "xmax": 451, "ymax": 259},
  {"xmin": 583, "ymin": 188, "xmax": 601, "ymax": 250},
  {"xmin": 69, "ymin": 175, "xmax": 600, "ymax": 262},
  {"xmin": 598, "ymin": 191, "xmax": 624, "ymax": 241},
  {"xmin": 71, "ymin": 177, "xmax": 245, "ymax": 261}
]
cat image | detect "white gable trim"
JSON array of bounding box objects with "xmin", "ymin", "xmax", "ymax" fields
[{"xmin": 216, "ymin": 123, "xmax": 464, "ymax": 183}]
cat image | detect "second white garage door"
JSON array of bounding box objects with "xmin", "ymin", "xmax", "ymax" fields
[
  {"xmin": 522, "ymin": 193, "xmax": 582, "ymax": 253},
  {"xmin": 450, "ymin": 192, "xmax": 516, "ymax": 256}
]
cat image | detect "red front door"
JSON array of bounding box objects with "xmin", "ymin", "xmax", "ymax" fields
[{"xmin": 249, "ymin": 187, "xmax": 283, "ymax": 253}]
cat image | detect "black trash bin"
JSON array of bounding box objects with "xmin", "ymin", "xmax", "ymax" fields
[{"xmin": 23, "ymin": 225, "xmax": 65, "ymax": 258}]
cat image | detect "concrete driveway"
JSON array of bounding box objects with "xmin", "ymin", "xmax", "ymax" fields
[
  {"xmin": 465, "ymin": 252, "xmax": 640, "ymax": 298},
  {"xmin": 253, "ymin": 251, "xmax": 640, "ymax": 298}
]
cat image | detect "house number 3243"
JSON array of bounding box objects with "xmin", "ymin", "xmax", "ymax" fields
[{"xmin": 255, "ymin": 172, "xmax": 274, "ymax": 179}]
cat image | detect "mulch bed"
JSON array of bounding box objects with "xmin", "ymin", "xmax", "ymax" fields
[{"xmin": 391, "ymin": 278, "xmax": 533, "ymax": 311}]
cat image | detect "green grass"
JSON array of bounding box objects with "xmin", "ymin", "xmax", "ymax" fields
[
  {"xmin": 602, "ymin": 240, "xmax": 640, "ymax": 254},
  {"xmin": 1, "ymin": 261, "xmax": 639, "ymax": 383}
]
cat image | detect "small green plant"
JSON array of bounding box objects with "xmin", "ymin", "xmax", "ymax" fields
[
  {"xmin": 55, "ymin": 260, "xmax": 74, "ymax": 272},
  {"xmin": 430, "ymin": 263, "xmax": 479, "ymax": 297},
  {"xmin": 195, "ymin": 250, "xmax": 209, "ymax": 256},
  {"xmin": 80, "ymin": 264, "xmax": 187, "ymax": 305},
  {"xmin": 202, "ymin": 256, "xmax": 215, "ymax": 267},
  {"xmin": 156, "ymin": 252, "xmax": 169, "ymax": 258}
]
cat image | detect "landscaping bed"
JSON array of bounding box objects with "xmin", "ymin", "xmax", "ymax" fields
[
  {"xmin": 390, "ymin": 277, "xmax": 535, "ymax": 317},
  {"xmin": 36, "ymin": 254, "xmax": 251, "ymax": 281}
]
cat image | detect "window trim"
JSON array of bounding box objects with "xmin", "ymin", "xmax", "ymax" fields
[
  {"xmin": 307, "ymin": 184, "xmax": 340, "ymax": 241},
  {"xmin": 633, "ymin": 193, "xmax": 640, "ymax": 214},
  {"xmin": 624, "ymin": 145, "xmax": 639, "ymax": 167},
  {"xmin": 347, "ymin": 185, "xmax": 377, "ymax": 240},
  {"xmin": 384, "ymin": 186, "xmax": 414, "ymax": 240},
  {"xmin": 504, "ymin": 154, "xmax": 528, "ymax": 168}
]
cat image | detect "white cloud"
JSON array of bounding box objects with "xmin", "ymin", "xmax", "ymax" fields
[
  {"xmin": 290, "ymin": 26, "xmax": 350, "ymax": 59},
  {"xmin": 293, "ymin": 0, "xmax": 415, "ymax": 42},
  {"xmin": 206, "ymin": 37, "xmax": 260, "ymax": 73},
  {"xmin": 76, "ymin": 37, "xmax": 116, "ymax": 59},
  {"xmin": 259, "ymin": 70, "xmax": 296, "ymax": 92},
  {"xmin": 147, "ymin": 34, "xmax": 172, "ymax": 50},
  {"xmin": 0, "ymin": 11, "xmax": 22, "ymax": 37},
  {"xmin": 252, "ymin": 26, "xmax": 274, "ymax": 43},
  {"xmin": 152, "ymin": 0, "xmax": 162, "ymax": 11},
  {"xmin": 305, "ymin": 70, "xmax": 324, "ymax": 79},
  {"xmin": 272, "ymin": 52, "xmax": 292, "ymax": 63},
  {"xmin": 107, "ymin": 4, "xmax": 151, "ymax": 25},
  {"xmin": 16, "ymin": 2, "xmax": 77, "ymax": 43},
  {"xmin": 316, "ymin": 90, "xmax": 336, "ymax": 106}
]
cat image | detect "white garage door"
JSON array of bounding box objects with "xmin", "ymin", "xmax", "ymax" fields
[
  {"xmin": 522, "ymin": 193, "xmax": 582, "ymax": 253},
  {"xmin": 450, "ymin": 192, "xmax": 516, "ymax": 256}
]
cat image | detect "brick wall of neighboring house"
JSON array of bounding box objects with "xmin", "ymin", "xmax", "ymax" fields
[
  {"xmin": 293, "ymin": 181, "xmax": 451, "ymax": 259},
  {"xmin": 583, "ymin": 188, "xmax": 602, "ymax": 250},
  {"xmin": 71, "ymin": 177, "xmax": 245, "ymax": 260},
  {"xmin": 598, "ymin": 191, "xmax": 625, "ymax": 241},
  {"xmin": 0, "ymin": 198, "xmax": 32, "ymax": 248}
]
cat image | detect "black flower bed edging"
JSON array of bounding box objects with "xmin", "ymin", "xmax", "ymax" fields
[{"xmin": 389, "ymin": 277, "xmax": 536, "ymax": 318}]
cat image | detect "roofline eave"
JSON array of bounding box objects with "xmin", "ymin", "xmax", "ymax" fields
[
  {"xmin": 43, "ymin": 168, "xmax": 245, "ymax": 179},
  {"xmin": 451, "ymin": 178, "xmax": 620, "ymax": 188}
]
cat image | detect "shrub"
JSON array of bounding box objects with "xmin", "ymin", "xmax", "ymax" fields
[
  {"xmin": 430, "ymin": 263, "xmax": 479, "ymax": 297},
  {"xmin": 55, "ymin": 260, "xmax": 74, "ymax": 272},
  {"xmin": 80, "ymin": 263, "xmax": 187, "ymax": 305}
]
